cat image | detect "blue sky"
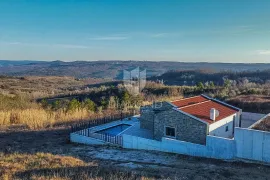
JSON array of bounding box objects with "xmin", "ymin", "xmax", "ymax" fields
[{"xmin": 0, "ymin": 0, "xmax": 270, "ymax": 62}]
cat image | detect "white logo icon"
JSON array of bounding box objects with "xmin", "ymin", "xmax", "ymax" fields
[{"xmin": 123, "ymin": 67, "xmax": 146, "ymax": 95}]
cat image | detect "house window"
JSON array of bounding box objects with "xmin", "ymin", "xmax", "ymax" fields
[
  {"xmin": 225, "ymin": 126, "xmax": 229, "ymax": 132},
  {"xmin": 165, "ymin": 127, "xmax": 176, "ymax": 137}
]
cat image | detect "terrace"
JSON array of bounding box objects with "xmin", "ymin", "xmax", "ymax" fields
[{"xmin": 70, "ymin": 115, "xmax": 153, "ymax": 146}]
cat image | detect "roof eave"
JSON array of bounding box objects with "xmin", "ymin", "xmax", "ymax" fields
[{"xmin": 167, "ymin": 101, "xmax": 178, "ymax": 108}]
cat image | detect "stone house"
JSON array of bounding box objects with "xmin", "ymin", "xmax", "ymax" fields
[{"xmin": 140, "ymin": 95, "xmax": 242, "ymax": 145}]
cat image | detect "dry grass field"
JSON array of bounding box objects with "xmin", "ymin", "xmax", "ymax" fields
[
  {"xmin": 0, "ymin": 76, "xmax": 112, "ymax": 98},
  {"xmin": 0, "ymin": 109, "xmax": 93, "ymax": 129},
  {"xmin": 227, "ymin": 95, "xmax": 270, "ymax": 114},
  {"xmin": 0, "ymin": 76, "xmax": 122, "ymax": 129},
  {"xmin": 0, "ymin": 151, "xmax": 150, "ymax": 180},
  {"xmin": 0, "ymin": 108, "xmax": 128, "ymax": 129},
  {"xmin": 0, "ymin": 76, "xmax": 83, "ymax": 98}
]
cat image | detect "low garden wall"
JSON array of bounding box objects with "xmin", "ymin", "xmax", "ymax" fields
[
  {"xmin": 70, "ymin": 132, "xmax": 106, "ymax": 145},
  {"xmin": 123, "ymin": 127, "xmax": 270, "ymax": 163},
  {"xmin": 122, "ymin": 134, "xmax": 235, "ymax": 160},
  {"xmin": 235, "ymin": 127, "xmax": 270, "ymax": 163}
]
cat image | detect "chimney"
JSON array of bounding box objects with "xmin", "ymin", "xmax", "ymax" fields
[{"xmin": 210, "ymin": 108, "xmax": 216, "ymax": 121}]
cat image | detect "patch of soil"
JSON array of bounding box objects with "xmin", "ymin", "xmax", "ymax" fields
[{"xmin": 252, "ymin": 116, "xmax": 270, "ymax": 132}]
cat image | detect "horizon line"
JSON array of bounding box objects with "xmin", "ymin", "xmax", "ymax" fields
[{"xmin": 0, "ymin": 59, "xmax": 270, "ymax": 64}]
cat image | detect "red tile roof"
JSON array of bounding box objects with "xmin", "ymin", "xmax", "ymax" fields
[
  {"xmin": 171, "ymin": 96, "xmax": 208, "ymax": 108},
  {"xmin": 171, "ymin": 95, "xmax": 239, "ymax": 124}
]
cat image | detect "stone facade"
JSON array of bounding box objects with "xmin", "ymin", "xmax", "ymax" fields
[
  {"xmin": 140, "ymin": 111, "xmax": 155, "ymax": 131},
  {"xmin": 140, "ymin": 102, "xmax": 208, "ymax": 145},
  {"xmin": 140, "ymin": 102, "xmax": 174, "ymax": 132},
  {"xmin": 154, "ymin": 109, "xmax": 207, "ymax": 144},
  {"xmin": 140, "ymin": 105, "xmax": 155, "ymax": 131}
]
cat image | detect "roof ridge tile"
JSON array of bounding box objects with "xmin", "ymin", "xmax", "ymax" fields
[
  {"xmin": 179, "ymin": 100, "xmax": 211, "ymax": 109},
  {"xmin": 170, "ymin": 95, "xmax": 202, "ymax": 102}
]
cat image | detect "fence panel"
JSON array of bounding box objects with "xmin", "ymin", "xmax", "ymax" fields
[
  {"xmin": 71, "ymin": 112, "xmax": 133, "ymax": 133},
  {"xmin": 70, "ymin": 112, "xmax": 136, "ymax": 146},
  {"xmin": 77, "ymin": 131, "xmax": 123, "ymax": 146},
  {"xmin": 235, "ymin": 127, "xmax": 270, "ymax": 163}
]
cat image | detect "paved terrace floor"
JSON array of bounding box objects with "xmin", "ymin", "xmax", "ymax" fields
[{"xmin": 120, "ymin": 121, "xmax": 153, "ymax": 139}]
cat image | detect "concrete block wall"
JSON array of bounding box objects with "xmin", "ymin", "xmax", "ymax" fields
[
  {"xmin": 235, "ymin": 127, "xmax": 270, "ymax": 163},
  {"xmin": 70, "ymin": 133, "xmax": 105, "ymax": 145},
  {"xmin": 241, "ymin": 112, "xmax": 265, "ymax": 122},
  {"xmin": 241, "ymin": 112, "xmax": 266, "ymax": 128},
  {"xmin": 71, "ymin": 127, "xmax": 270, "ymax": 163},
  {"xmin": 123, "ymin": 129, "xmax": 270, "ymax": 162},
  {"xmin": 206, "ymin": 135, "xmax": 235, "ymax": 159},
  {"xmin": 122, "ymin": 134, "xmax": 235, "ymax": 160},
  {"xmin": 123, "ymin": 134, "xmax": 161, "ymax": 151}
]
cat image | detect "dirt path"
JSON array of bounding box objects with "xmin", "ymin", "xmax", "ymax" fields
[{"xmin": 1, "ymin": 126, "xmax": 270, "ymax": 179}]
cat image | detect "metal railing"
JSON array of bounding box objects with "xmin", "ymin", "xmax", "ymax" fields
[
  {"xmin": 76, "ymin": 128, "xmax": 123, "ymax": 146},
  {"xmin": 71, "ymin": 112, "xmax": 133, "ymax": 133}
]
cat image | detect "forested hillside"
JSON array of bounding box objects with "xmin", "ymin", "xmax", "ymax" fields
[
  {"xmin": 150, "ymin": 69, "xmax": 270, "ymax": 86},
  {"xmin": 1, "ymin": 60, "xmax": 270, "ymax": 79}
]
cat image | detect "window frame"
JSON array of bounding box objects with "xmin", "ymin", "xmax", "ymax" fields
[
  {"xmin": 225, "ymin": 125, "xmax": 229, "ymax": 132},
  {"xmin": 164, "ymin": 126, "xmax": 176, "ymax": 138}
]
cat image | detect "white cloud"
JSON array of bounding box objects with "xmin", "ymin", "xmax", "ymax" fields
[
  {"xmin": 256, "ymin": 50, "xmax": 270, "ymax": 55},
  {"xmin": 88, "ymin": 32, "xmax": 172, "ymax": 40},
  {"xmin": 52, "ymin": 44, "xmax": 90, "ymax": 49},
  {"xmin": 150, "ymin": 33, "xmax": 168, "ymax": 38},
  {"xmin": 8, "ymin": 42, "xmax": 22, "ymax": 45},
  {"xmin": 1, "ymin": 42, "xmax": 91, "ymax": 49},
  {"xmin": 89, "ymin": 36, "xmax": 129, "ymax": 40}
]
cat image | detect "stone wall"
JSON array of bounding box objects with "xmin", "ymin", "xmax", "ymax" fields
[
  {"xmin": 140, "ymin": 102, "xmax": 207, "ymax": 145},
  {"xmin": 154, "ymin": 109, "xmax": 208, "ymax": 145},
  {"xmin": 140, "ymin": 105, "xmax": 155, "ymax": 131},
  {"xmin": 140, "ymin": 107, "xmax": 154, "ymax": 131},
  {"xmin": 140, "ymin": 102, "xmax": 174, "ymax": 131}
]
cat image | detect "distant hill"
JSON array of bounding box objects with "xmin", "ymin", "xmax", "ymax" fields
[
  {"xmin": 1, "ymin": 60, "xmax": 270, "ymax": 79},
  {"xmin": 150, "ymin": 69, "xmax": 270, "ymax": 86},
  {"xmin": 0, "ymin": 60, "xmax": 46, "ymax": 67}
]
